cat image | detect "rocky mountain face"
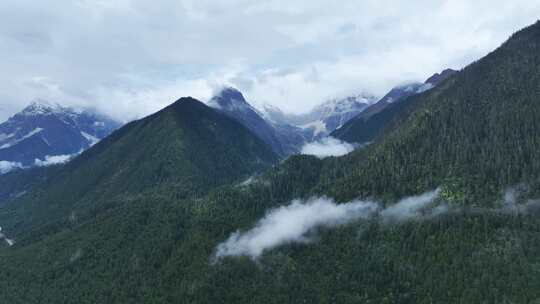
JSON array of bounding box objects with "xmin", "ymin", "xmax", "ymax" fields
[
  {"xmin": 0, "ymin": 100, "xmax": 120, "ymax": 172},
  {"xmin": 208, "ymin": 88, "xmax": 308, "ymax": 156},
  {"xmin": 262, "ymin": 93, "xmax": 377, "ymax": 140}
]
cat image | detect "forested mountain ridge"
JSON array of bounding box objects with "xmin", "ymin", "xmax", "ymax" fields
[
  {"xmin": 0, "ymin": 21, "xmax": 540, "ymax": 304},
  {"xmin": 323, "ymin": 20, "xmax": 540, "ymax": 203},
  {"xmin": 0, "ymin": 97, "xmax": 278, "ymax": 241},
  {"xmin": 331, "ymin": 68, "xmax": 457, "ymax": 143}
]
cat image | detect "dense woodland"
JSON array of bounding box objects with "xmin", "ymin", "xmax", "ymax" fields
[{"xmin": 0, "ymin": 21, "xmax": 540, "ymax": 303}]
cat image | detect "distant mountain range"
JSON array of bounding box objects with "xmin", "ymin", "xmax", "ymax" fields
[
  {"xmin": 0, "ymin": 68, "xmax": 456, "ymax": 175},
  {"xmin": 208, "ymin": 68, "xmax": 456, "ymax": 154},
  {"xmin": 262, "ymin": 93, "xmax": 377, "ymax": 140},
  {"xmin": 207, "ymin": 70, "xmax": 456, "ymax": 157},
  {"xmin": 0, "ymin": 100, "xmax": 120, "ymax": 173}
]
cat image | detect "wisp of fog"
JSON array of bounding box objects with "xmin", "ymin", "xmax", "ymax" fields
[
  {"xmin": 381, "ymin": 188, "xmax": 442, "ymax": 222},
  {"xmin": 215, "ymin": 189, "xmax": 441, "ymax": 260},
  {"xmin": 0, "ymin": 227, "xmax": 15, "ymax": 247},
  {"xmin": 300, "ymin": 137, "xmax": 355, "ymax": 158}
]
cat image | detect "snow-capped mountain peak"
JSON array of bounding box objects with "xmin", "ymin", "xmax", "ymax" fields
[
  {"xmin": 208, "ymin": 87, "xmax": 252, "ymax": 112},
  {"xmin": 0, "ymin": 100, "xmax": 121, "ymax": 173},
  {"xmin": 208, "ymin": 87, "xmax": 308, "ymax": 157},
  {"xmin": 19, "ymin": 99, "xmax": 66, "ymax": 116},
  {"xmin": 259, "ymin": 92, "xmax": 378, "ymax": 140},
  {"xmin": 314, "ymin": 93, "xmax": 377, "ymax": 115}
]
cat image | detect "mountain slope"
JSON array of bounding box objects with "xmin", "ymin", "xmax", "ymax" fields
[
  {"xmin": 0, "ymin": 166, "xmax": 57, "ymax": 205},
  {"xmin": 327, "ymin": 21, "xmax": 540, "ymax": 202},
  {"xmin": 208, "ymin": 88, "xmax": 288, "ymax": 156},
  {"xmin": 0, "ymin": 100, "xmax": 120, "ymax": 169},
  {"xmin": 0, "ymin": 97, "xmax": 279, "ymax": 240},
  {"xmin": 332, "ymin": 69, "xmax": 456, "ymax": 143}
]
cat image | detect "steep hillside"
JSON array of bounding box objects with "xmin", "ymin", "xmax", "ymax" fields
[
  {"xmin": 332, "ymin": 69, "xmax": 456, "ymax": 143},
  {"xmin": 326, "ymin": 21, "xmax": 540, "ymax": 203},
  {"xmin": 0, "ymin": 166, "xmax": 57, "ymax": 205}
]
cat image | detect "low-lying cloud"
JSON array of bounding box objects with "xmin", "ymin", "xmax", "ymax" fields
[
  {"xmin": 381, "ymin": 189, "xmax": 442, "ymax": 222},
  {"xmin": 500, "ymin": 185, "xmax": 540, "ymax": 215},
  {"xmin": 215, "ymin": 189, "xmax": 441, "ymax": 260},
  {"xmin": 0, "ymin": 160, "xmax": 23, "ymax": 175},
  {"xmin": 300, "ymin": 137, "xmax": 355, "ymax": 158},
  {"xmin": 0, "ymin": 227, "xmax": 15, "ymax": 247},
  {"xmin": 215, "ymin": 197, "xmax": 380, "ymax": 259},
  {"xmin": 34, "ymin": 153, "xmax": 77, "ymax": 167}
]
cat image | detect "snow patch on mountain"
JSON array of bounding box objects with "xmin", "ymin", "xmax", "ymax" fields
[
  {"xmin": 81, "ymin": 131, "xmax": 100, "ymax": 146},
  {"xmin": 0, "ymin": 132, "xmax": 15, "ymax": 142},
  {"xmin": 0, "ymin": 99, "xmax": 120, "ymax": 167},
  {"xmin": 0, "ymin": 128, "xmax": 44, "ymax": 149},
  {"xmin": 19, "ymin": 100, "xmax": 64, "ymax": 116}
]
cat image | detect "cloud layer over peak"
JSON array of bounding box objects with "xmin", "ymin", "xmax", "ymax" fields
[{"xmin": 1, "ymin": 1, "xmax": 539, "ymax": 121}]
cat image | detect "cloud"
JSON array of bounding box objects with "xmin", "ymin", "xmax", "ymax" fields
[
  {"xmin": 0, "ymin": 1, "xmax": 539, "ymax": 121},
  {"xmin": 300, "ymin": 137, "xmax": 355, "ymax": 158},
  {"xmin": 215, "ymin": 197, "xmax": 380, "ymax": 259},
  {"xmin": 215, "ymin": 189, "xmax": 442, "ymax": 259},
  {"xmin": 0, "ymin": 160, "xmax": 23, "ymax": 174},
  {"xmin": 500, "ymin": 185, "xmax": 540, "ymax": 215},
  {"xmin": 0, "ymin": 227, "xmax": 15, "ymax": 247},
  {"xmin": 380, "ymin": 188, "xmax": 442, "ymax": 222},
  {"xmin": 34, "ymin": 154, "xmax": 76, "ymax": 167}
]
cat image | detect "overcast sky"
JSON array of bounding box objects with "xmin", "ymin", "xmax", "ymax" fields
[{"xmin": 0, "ymin": 0, "xmax": 539, "ymax": 122}]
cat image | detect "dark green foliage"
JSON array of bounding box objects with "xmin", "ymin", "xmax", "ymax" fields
[{"xmin": 0, "ymin": 166, "xmax": 58, "ymax": 205}]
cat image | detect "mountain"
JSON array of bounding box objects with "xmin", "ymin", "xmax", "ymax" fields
[
  {"xmin": 425, "ymin": 68, "xmax": 458, "ymax": 85},
  {"xmin": 263, "ymin": 93, "xmax": 377, "ymax": 139},
  {"xmin": 0, "ymin": 97, "xmax": 279, "ymax": 237},
  {"xmin": 0, "ymin": 100, "xmax": 120, "ymax": 171},
  {"xmin": 208, "ymin": 87, "xmax": 307, "ymax": 156},
  {"xmin": 331, "ymin": 68, "xmax": 457, "ymax": 143},
  {"xmin": 1, "ymin": 21, "xmax": 540, "ymax": 304}
]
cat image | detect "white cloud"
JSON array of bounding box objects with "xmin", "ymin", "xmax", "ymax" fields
[
  {"xmin": 301, "ymin": 137, "xmax": 355, "ymax": 158},
  {"xmin": 0, "ymin": 160, "xmax": 23, "ymax": 174},
  {"xmin": 215, "ymin": 189, "xmax": 442, "ymax": 259},
  {"xmin": 34, "ymin": 154, "xmax": 76, "ymax": 167},
  {"xmin": 0, "ymin": 227, "xmax": 15, "ymax": 247},
  {"xmin": 380, "ymin": 188, "xmax": 442, "ymax": 222},
  {"xmin": 0, "ymin": 1, "xmax": 539, "ymax": 121},
  {"xmin": 215, "ymin": 197, "xmax": 380, "ymax": 259}
]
